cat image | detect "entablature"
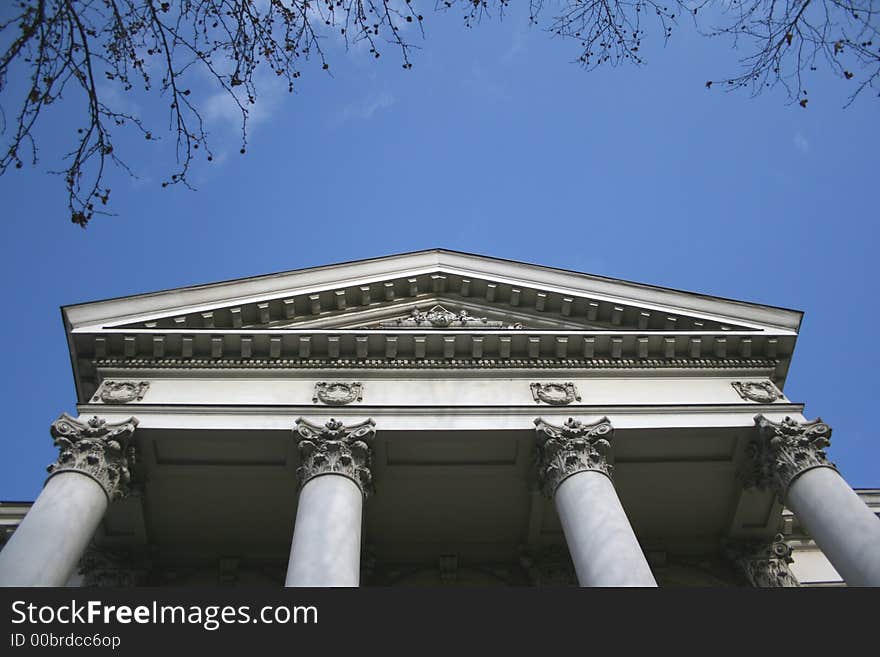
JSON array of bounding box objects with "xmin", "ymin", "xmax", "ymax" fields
[{"xmin": 81, "ymin": 374, "xmax": 792, "ymax": 409}]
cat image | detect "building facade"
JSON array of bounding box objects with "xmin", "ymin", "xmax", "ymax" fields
[{"xmin": 1, "ymin": 250, "xmax": 878, "ymax": 587}]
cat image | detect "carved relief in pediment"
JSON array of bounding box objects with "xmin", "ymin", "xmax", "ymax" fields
[{"xmin": 373, "ymin": 305, "xmax": 522, "ymax": 330}]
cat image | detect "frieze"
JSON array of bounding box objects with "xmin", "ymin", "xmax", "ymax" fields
[
  {"xmin": 91, "ymin": 381, "xmax": 150, "ymax": 404},
  {"xmin": 534, "ymin": 416, "xmax": 614, "ymax": 498},
  {"xmin": 740, "ymin": 415, "xmax": 836, "ymax": 498},
  {"xmin": 724, "ymin": 534, "xmax": 799, "ymax": 587},
  {"xmin": 313, "ymin": 382, "xmax": 363, "ymax": 406},
  {"xmin": 293, "ymin": 417, "xmax": 376, "ymax": 496},
  {"xmin": 530, "ymin": 382, "xmax": 581, "ymax": 406},
  {"xmin": 47, "ymin": 414, "xmax": 139, "ymax": 502},
  {"xmin": 732, "ymin": 381, "xmax": 781, "ymax": 404}
]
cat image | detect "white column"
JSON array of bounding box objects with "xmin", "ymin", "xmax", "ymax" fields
[
  {"xmin": 285, "ymin": 417, "xmax": 375, "ymax": 587},
  {"xmin": 787, "ymin": 466, "xmax": 880, "ymax": 586},
  {"xmin": 750, "ymin": 415, "xmax": 880, "ymax": 587},
  {"xmin": 535, "ymin": 417, "xmax": 657, "ymax": 587},
  {"xmin": 0, "ymin": 414, "xmax": 137, "ymax": 587}
]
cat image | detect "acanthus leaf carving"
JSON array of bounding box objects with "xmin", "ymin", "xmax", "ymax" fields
[
  {"xmin": 740, "ymin": 415, "xmax": 836, "ymax": 498},
  {"xmin": 533, "ymin": 416, "xmax": 614, "ymax": 498},
  {"xmin": 293, "ymin": 417, "xmax": 376, "ymax": 496},
  {"xmin": 47, "ymin": 414, "xmax": 138, "ymax": 501},
  {"xmin": 313, "ymin": 382, "xmax": 363, "ymax": 406},
  {"xmin": 530, "ymin": 382, "xmax": 581, "ymax": 406}
]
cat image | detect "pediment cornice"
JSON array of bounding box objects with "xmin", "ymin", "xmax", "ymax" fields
[
  {"xmin": 64, "ymin": 250, "xmax": 801, "ymax": 333},
  {"xmin": 62, "ymin": 250, "xmax": 802, "ymax": 402}
]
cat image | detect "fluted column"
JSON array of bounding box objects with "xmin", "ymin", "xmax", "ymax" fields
[
  {"xmin": 534, "ymin": 417, "xmax": 657, "ymax": 587},
  {"xmin": 0, "ymin": 414, "xmax": 137, "ymax": 586},
  {"xmin": 743, "ymin": 415, "xmax": 880, "ymax": 587},
  {"xmin": 285, "ymin": 417, "xmax": 375, "ymax": 587}
]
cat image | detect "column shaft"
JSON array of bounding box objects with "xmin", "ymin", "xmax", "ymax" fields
[
  {"xmin": 0, "ymin": 474, "xmax": 107, "ymax": 586},
  {"xmin": 285, "ymin": 475, "xmax": 363, "ymax": 587},
  {"xmin": 786, "ymin": 467, "xmax": 880, "ymax": 587},
  {"xmin": 749, "ymin": 415, "xmax": 880, "ymax": 587},
  {"xmin": 555, "ymin": 471, "xmax": 657, "ymax": 587}
]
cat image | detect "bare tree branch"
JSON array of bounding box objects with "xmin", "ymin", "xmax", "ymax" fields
[{"xmin": 0, "ymin": 1, "xmax": 876, "ymax": 227}]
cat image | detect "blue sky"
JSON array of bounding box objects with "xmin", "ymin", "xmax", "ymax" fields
[{"xmin": 0, "ymin": 6, "xmax": 878, "ymax": 499}]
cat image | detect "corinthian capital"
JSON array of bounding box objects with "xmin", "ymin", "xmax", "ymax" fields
[
  {"xmin": 534, "ymin": 416, "xmax": 614, "ymax": 498},
  {"xmin": 47, "ymin": 414, "xmax": 138, "ymax": 501},
  {"xmin": 740, "ymin": 415, "xmax": 836, "ymax": 498},
  {"xmin": 293, "ymin": 417, "xmax": 376, "ymax": 496},
  {"xmin": 724, "ymin": 534, "xmax": 800, "ymax": 588}
]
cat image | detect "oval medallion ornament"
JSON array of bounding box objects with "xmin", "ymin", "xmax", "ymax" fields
[
  {"xmin": 91, "ymin": 381, "xmax": 150, "ymax": 404},
  {"xmin": 313, "ymin": 382, "xmax": 364, "ymax": 406},
  {"xmin": 530, "ymin": 383, "xmax": 582, "ymax": 406},
  {"xmin": 732, "ymin": 381, "xmax": 781, "ymax": 404}
]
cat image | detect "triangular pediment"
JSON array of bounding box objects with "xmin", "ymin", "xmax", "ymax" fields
[
  {"xmin": 62, "ymin": 250, "xmax": 802, "ymax": 398},
  {"xmin": 64, "ymin": 250, "xmax": 800, "ymax": 334}
]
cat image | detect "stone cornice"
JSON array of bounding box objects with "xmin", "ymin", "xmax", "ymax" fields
[
  {"xmin": 47, "ymin": 414, "xmax": 138, "ymax": 502},
  {"xmin": 65, "ymin": 251, "xmax": 800, "ymax": 333}
]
